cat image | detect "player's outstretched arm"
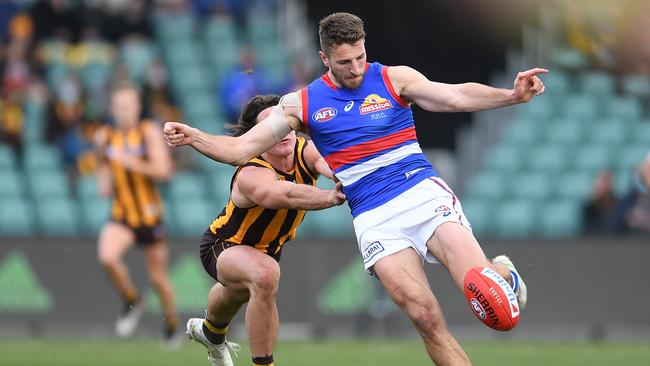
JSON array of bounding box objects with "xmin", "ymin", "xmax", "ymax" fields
[
  {"xmin": 234, "ymin": 167, "xmax": 345, "ymax": 210},
  {"xmin": 390, "ymin": 66, "xmax": 548, "ymax": 113}
]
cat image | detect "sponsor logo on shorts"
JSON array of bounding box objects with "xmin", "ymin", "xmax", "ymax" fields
[
  {"xmin": 344, "ymin": 101, "xmax": 354, "ymax": 112},
  {"xmin": 312, "ymin": 107, "xmax": 338, "ymax": 122},
  {"xmin": 435, "ymin": 205, "xmax": 452, "ymax": 217},
  {"xmin": 359, "ymin": 94, "xmax": 393, "ymax": 115},
  {"xmin": 362, "ymin": 241, "xmax": 385, "ymax": 263},
  {"xmin": 470, "ymin": 298, "xmax": 487, "ymax": 319}
]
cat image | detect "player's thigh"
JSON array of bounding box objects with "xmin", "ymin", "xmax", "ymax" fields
[
  {"xmin": 373, "ymin": 248, "xmax": 439, "ymax": 311},
  {"xmin": 216, "ymin": 246, "xmax": 280, "ymax": 293},
  {"xmin": 426, "ymin": 221, "xmax": 491, "ymax": 289},
  {"xmin": 98, "ymin": 222, "xmax": 136, "ymax": 263},
  {"xmin": 143, "ymin": 240, "xmax": 169, "ymax": 279}
]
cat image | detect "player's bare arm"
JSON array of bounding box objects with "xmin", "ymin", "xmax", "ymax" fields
[
  {"xmin": 233, "ymin": 166, "xmax": 344, "ymax": 210},
  {"xmin": 302, "ymin": 140, "xmax": 335, "ymax": 180},
  {"xmin": 163, "ymin": 93, "xmax": 304, "ymax": 166},
  {"xmin": 118, "ymin": 122, "xmax": 172, "ymax": 181},
  {"xmin": 389, "ymin": 65, "xmax": 548, "ymax": 113}
]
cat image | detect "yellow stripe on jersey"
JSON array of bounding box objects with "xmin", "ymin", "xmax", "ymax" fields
[{"xmin": 208, "ymin": 137, "xmax": 317, "ymax": 258}]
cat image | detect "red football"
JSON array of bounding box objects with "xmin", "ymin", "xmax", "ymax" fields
[{"xmin": 463, "ymin": 266, "xmax": 520, "ymax": 331}]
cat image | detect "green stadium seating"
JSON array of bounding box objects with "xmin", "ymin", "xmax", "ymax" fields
[
  {"xmin": 80, "ymin": 198, "xmax": 111, "ymax": 235},
  {"xmin": 605, "ymin": 96, "xmax": 642, "ymax": 121},
  {"xmin": 588, "ymin": 119, "xmax": 630, "ymax": 145},
  {"xmin": 631, "ymin": 121, "xmax": 650, "ymax": 144},
  {"xmin": 76, "ymin": 175, "xmax": 100, "ymax": 199},
  {"xmin": 35, "ymin": 197, "xmax": 80, "ymax": 236},
  {"xmin": 495, "ymin": 199, "xmax": 536, "ymax": 238},
  {"xmin": 0, "ymin": 170, "xmax": 24, "ymax": 197},
  {"xmin": 517, "ymin": 95, "xmax": 555, "ymax": 122},
  {"xmin": 540, "ymin": 70, "xmax": 572, "ymax": 95},
  {"xmin": 23, "ymin": 144, "xmax": 62, "ymax": 171},
  {"xmin": 550, "ymin": 47, "xmax": 588, "ymax": 70},
  {"xmin": 169, "ymin": 173, "xmax": 207, "ymax": 200},
  {"xmin": 80, "ymin": 62, "xmax": 111, "ymax": 93},
  {"xmin": 27, "ymin": 170, "xmax": 70, "ymax": 200},
  {"xmin": 537, "ymin": 200, "xmax": 582, "ymax": 238},
  {"xmin": 459, "ymin": 198, "xmax": 492, "ymax": 236},
  {"xmin": 483, "ymin": 144, "xmax": 527, "ymax": 173},
  {"xmin": 204, "ymin": 16, "xmax": 237, "ymax": 42},
  {"xmin": 121, "ymin": 40, "xmax": 157, "ymax": 84},
  {"xmin": 307, "ymin": 204, "xmax": 355, "ymax": 238},
  {"xmin": 22, "ymin": 101, "xmax": 45, "ymax": 143},
  {"xmin": 464, "ymin": 171, "xmax": 509, "ymax": 200},
  {"xmin": 621, "ymin": 74, "xmax": 650, "ymax": 98},
  {"xmin": 556, "ymin": 171, "xmax": 595, "ymax": 201},
  {"xmin": 170, "ymin": 64, "xmax": 209, "ymax": 94},
  {"xmin": 579, "ymin": 71, "xmax": 615, "ymax": 96},
  {"xmin": 614, "ymin": 168, "xmax": 634, "ymax": 196},
  {"xmin": 572, "ymin": 144, "xmax": 613, "ymax": 172},
  {"xmin": 501, "ymin": 118, "xmax": 541, "ymax": 145},
  {"xmin": 616, "ymin": 144, "xmax": 647, "ymax": 172},
  {"xmin": 169, "ymin": 197, "xmax": 216, "ymax": 236},
  {"xmin": 545, "ymin": 118, "xmax": 585, "ymax": 145},
  {"xmin": 0, "ymin": 197, "xmax": 33, "ymax": 236},
  {"xmin": 155, "ymin": 14, "xmax": 194, "ymax": 41},
  {"xmin": 0, "ymin": 144, "xmax": 16, "ymax": 170},
  {"xmin": 511, "ymin": 172, "xmax": 552, "ymax": 201},
  {"xmin": 562, "ymin": 94, "xmax": 600, "ymax": 121},
  {"xmin": 528, "ymin": 143, "xmax": 570, "ymax": 173},
  {"xmin": 206, "ymin": 166, "xmax": 236, "ymax": 203},
  {"xmin": 46, "ymin": 63, "xmax": 69, "ymax": 90},
  {"xmin": 181, "ymin": 91, "xmax": 220, "ymax": 122}
]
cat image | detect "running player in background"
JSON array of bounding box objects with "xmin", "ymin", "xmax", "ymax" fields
[
  {"xmin": 164, "ymin": 12, "xmax": 546, "ymax": 365},
  {"xmin": 95, "ymin": 84, "xmax": 181, "ymax": 347},
  {"xmin": 184, "ymin": 95, "xmax": 345, "ymax": 366}
]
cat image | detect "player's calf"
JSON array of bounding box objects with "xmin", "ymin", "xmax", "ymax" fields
[{"xmin": 463, "ymin": 266, "xmax": 520, "ymax": 331}]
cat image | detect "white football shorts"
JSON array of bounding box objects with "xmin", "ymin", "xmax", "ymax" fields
[{"xmin": 352, "ymin": 176, "xmax": 472, "ymax": 272}]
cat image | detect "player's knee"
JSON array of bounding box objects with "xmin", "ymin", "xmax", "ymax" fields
[
  {"xmin": 148, "ymin": 271, "xmax": 167, "ymax": 288},
  {"xmin": 98, "ymin": 252, "xmax": 118, "ymax": 268},
  {"xmin": 406, "ymin": 305, "xmax": 444, "ymax": 337},
  {"xmin": 463, "ymin": 266, "xmax": 520, "ymax": 331},
  {"xmin": 250, "ymin": 265, "xmax": 280, "ymax": 297}
]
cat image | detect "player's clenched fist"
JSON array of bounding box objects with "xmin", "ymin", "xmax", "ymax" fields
[{"xmin": 163, "ymin": 122, "xmax": 197, "ymax": 147}]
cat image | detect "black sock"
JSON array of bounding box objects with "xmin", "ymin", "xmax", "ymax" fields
[
  {"xmin": 253, "ymin": 355, "xmax": 274, "ymax": 366},
  {"xmin": 202, "ymin": 319, "xmax": 229, "ymax": 344}
]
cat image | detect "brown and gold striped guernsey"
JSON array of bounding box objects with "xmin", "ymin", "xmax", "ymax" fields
[
  {"xmin": 209, "ymin": 137, "xmax": 318, "ymax": 258},
  {"xmin": 102, "ymin": 120, "xmax": 163, "ymax": 228}
]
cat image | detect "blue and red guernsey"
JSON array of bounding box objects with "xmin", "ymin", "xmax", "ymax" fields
[{"xmin": 301, "ymin": 62, "xmax": 438, "ymax": 217}]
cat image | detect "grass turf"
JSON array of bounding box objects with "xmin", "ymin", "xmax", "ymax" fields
[{"xmin": 0, "ymin": 339, "xmax": 648, "ymax": 365}]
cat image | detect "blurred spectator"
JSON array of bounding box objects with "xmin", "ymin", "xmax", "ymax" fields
[
  {"xmin": 29, "ymin": 0, "xmax": 80, "ymax": 43},
  {"xmin": 103, "ymin": 0, "xmax": 153, "ymax": 42},
  {"xmin": 142, "ymin": 58, "xmax": 180, "ymax": 123},
  {"xmin": 279, "ymin": 56, "xmax": 314, "ymax": 94},
  {"xmin": 623, "ymin": 154, "xmax": 650, "ymax": 234},
  {"xmin": 219, "ymin": 45, "xmax": 270, "ymax": 121},
  {"xmin": 582, "ymin": 169, "xmax": 621, "ymax": 234},
  {"xmin": 0, "ymin": 90, "xmax": 23, "ymax": 155}
]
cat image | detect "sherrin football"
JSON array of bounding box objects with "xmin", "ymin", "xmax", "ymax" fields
[{"xmin": 463, "ymin": 266, "xmax": 520, "ymax": 331}]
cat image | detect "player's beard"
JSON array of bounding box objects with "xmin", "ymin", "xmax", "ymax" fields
[{"xmin": 332, "ymin": 69, "xmax": 364, "ymax": 89}]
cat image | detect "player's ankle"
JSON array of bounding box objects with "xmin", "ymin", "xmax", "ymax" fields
[
  {"xmin": 253, "ymin": 354, "xmax": 274, "ymax": 366},
  {"xmin": 202, "ymin": 319, "xmax": 229, "ymax": 344}
]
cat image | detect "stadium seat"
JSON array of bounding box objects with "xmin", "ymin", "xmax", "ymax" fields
[
  {"xmin": 621, "ymin": 74, "xmax": 650, "ymax": 98},
  {"xmin": 556, "ymin": 171, "xmax": 596, "ymax": 201},
  {"xmin": 170, "ymin": 64, "xmax": 208, "ymax": 94},
  {"xmin": 517, "ymin": 95, "xmax": 555, "ymax": 122},
  {"xmin": 181, "ymin": 91, "xmax": 220, "ymax": 123},
  {"xmin": 22, "ymin": 101, "xmax": 46, "ymax": 143},
  {"xmin": 483, "ymin": 144, "xmax": 527, "ymax": 173},
  {"xmin": 204, "ymin": 16, "xmax": 237, "ymax": 43},
  {"xmin": 579, "ymin": 71, "xmax": 615, "ymax": 96},
  {"xmin": 0, "ymin": 144, "xmax": 16, "ymax": 170},
  {"xmin": 206, "ymin": 166, "xmax": 237, "ymax": 203},
  {"xmin": 616, "ymin": 144, "xmax": 647, "ymax": 172},
  {"xmin": 631, "ymin": 121, "xmax": 650, "ymax": 144},
  {"xmin": 540, "ymin": 70, "xmax": 572, "ymax": 95},
  {"xmin": 459, "ymin": 198, "xmax": 493, "ymax": 236},
  {"xmin": 511, "ymin": 172, "xmax": 552, "ymax": 201},
  {"xmin": 22, "ymin": 144, "xmax": 63, "ymax": 171},
  {"xmin": 494, "ymin": 199, "xmax": 536, "ymax": 238},
  {"xmin": 562, "ymin": 94, "xmax": 600, "ymax": 121},
  {"xmin": 550, "ymin": 46, "xmax": 588, "ymax": 70},
  {"xmin": 76, "ymin": 175, "xmax": 100, "ymax": 199},
  {"xmin": 605, "ymin": 96, "xmax": 642, "ymax": 121},
  {"xmin": 155, "ymin": 13, "xmax": 194, "ymax": 41},
  {"xmin": 0, "ymin": 197, "xmax": 34, "ymax": 236},
  {"xmin": 308, "ymin": 204, "xmax": 355, "ymax": 238},
  {"xmin": 464, "ymin": 171, "xmax": 509, "ymax": 200},
  {"xmin": 80, "ymin": 63, "xmax": 111, "ymax": 93},
  {"xmin": 501, "ymin": 118, "xmax": 541, "ymax": 145},
  {"xmin": 35, "ymin": 197, "xmax": 80, "ymax": 236},
  {"xmin": 169, "ymin": 198, "xmax": 216, "ymax": 236},
  {"xmin": 27, "ymin": 170, "xmax": 71, "ymax": 200},
  {"xmin": 169, "ymin": 173, "xmax": 207, "ymax": 200},
  {"xmin": 528, "ymin": 143, "xmax": 570, "ymax": 173},
  {"xmin": 545, "ymin": 118, "xmax": 585, "ymax": 145},
  {"xmin": 588, "ymin": 119, "xmax": 630, "ymax": 145},
  {"xmin": 80, "ymin": 198, "xmax": 111, "ymax": 235},
  {"xmin": 614, "ymin": 169, "xmax": 634, "ymax": 196},
  {"xmin": 572, "ymin": 144, "xmax": 613, "ymax": 173},
  {"xmin": 537, "ymin": 200, "xmax": 582, "ymax": 238},
  {"xmin": 121, "ymin": 40, "xmax": 157, "ymax": 84},
  {"xmin": 0, "ymin": 170, "xmax": 24, "ymax": 197}
]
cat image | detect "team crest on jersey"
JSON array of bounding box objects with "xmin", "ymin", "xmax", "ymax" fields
[
  {"xmin": 312, "ymin": 107, "xmax": 338, "ymax": 122},
  {"xmin": 359, "ymin": 94, "xmax": 393, "ymax": 115}
]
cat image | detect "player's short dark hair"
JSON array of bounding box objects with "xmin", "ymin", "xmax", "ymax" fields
[
  {"xmin": 318, "ymin": 12, "xmax": 365, "ymax": 55},
  {"xmin": 227, "ymin": 95, "xmax": 281, "ymax": 137}
]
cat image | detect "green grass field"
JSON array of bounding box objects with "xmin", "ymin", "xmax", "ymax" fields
[{"xmin": 0, "ymin": 339, "xmax": 648, "ymax": 366}]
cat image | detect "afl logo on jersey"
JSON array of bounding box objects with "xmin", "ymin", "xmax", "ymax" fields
[{"xmin": 312, "ymin": 107, "xmax": 338, "ymax": 122}]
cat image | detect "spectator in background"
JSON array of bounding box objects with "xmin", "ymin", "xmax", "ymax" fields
[
  {"xmin": 583, "ymin": 169, "xmax": 620, "ymax": 234},
  {"xmin": 142, "ymin": 58, "xmax": 180, "ymax": 123},
  {"xmin": 219, "ymin": 46, "xmax": 270, "ymax": 121}
]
